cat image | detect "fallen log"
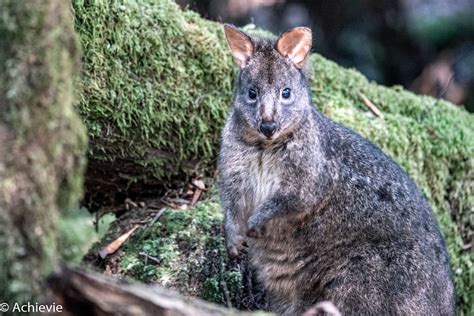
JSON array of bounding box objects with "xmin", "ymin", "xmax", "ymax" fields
[
  {"xmin": 46, "ymin": 265, "xmax": 268, "ymax": 316},
  {"xmin": 72, "ymin": 0, "xmax": 473, "ymax": 213}
]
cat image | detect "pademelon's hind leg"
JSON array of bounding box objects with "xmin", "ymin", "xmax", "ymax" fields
[{"xmin": 319, "ymin": 255, "xmax": 454, "ymax": 316}]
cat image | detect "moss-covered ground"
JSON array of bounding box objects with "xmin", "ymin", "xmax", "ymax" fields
[
  {"xmin": 84, "ymin": 196, "xmax": 268, "ymax": 310},
  {"xmin": 73, "ymin": 0, "xmax": 473, "ymax": 314}
]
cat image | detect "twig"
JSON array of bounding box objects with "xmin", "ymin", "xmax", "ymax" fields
[
  {"xmin": 169, "ymin": 197, "xmax": 191, "ymax": 205},
  {"xmin": 125, "ymin": 198, "xmax": 138, "ymax": 210},
  {"xmin": 139, "ymin": 252, "xmax": 161, "ymax": 264},
  {"xmin": 149, "ymin": 208, "xmax": 166, "ymax": 226},
  {"xmin": 95, "ymin": 210, "xmax": 99, "ymax": 233},
  {"xmin": 147, "ymin": 202, "xmax": 163, "ymax": 209},
  {"xmin": 130, "ymin": 220, "xmax": 149, "ymax": 225},
  {"xmin": 358, "ymin": 92, "xmax": 384, "ymax": 119},
  {"xmin": 221, "ymin": 280, "xmax": 232, "ymax": 309},
  {"xmin": 160, "ymin": 198, "xmax": 177, "ymax": 209}
]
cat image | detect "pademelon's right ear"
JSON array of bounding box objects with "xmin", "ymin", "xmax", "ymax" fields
[
  {"xmin": 276, "ymin": 27, "xmax": 312, "ymax": 68},
  {"xmin": 224, "ymin": 24, "xmax": 254, "ymax": 67}
]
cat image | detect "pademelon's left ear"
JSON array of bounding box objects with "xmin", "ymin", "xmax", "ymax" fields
[
  {"xmin": 224, "ymin": 24, "xmax": 254, "ymax": 67},
  {"xmin": 276, "ymin": 27, "xmax": 312, "ymax": 68}
]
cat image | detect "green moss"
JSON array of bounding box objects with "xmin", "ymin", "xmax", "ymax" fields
[
  {"xmin": 202, "ymin": 278, "xmax": 222, "ymax": 303},
  {"xmin": 73, "ymin": 0, "xmax": 234, "ymax": 182},
  {"xmin": 120, "ymin": 201, "xmax": 225, "ymax": 289},
  {"xmin": 74, "ymin": 0, "xmax": 472, "ymax": 313},
  {"xmin": 88, "ymin": 199, "xmax": 246, "ymax": 307},
  {"xmin": 58, "ymin": 209, "xmax": 113, "ymax": 263}
]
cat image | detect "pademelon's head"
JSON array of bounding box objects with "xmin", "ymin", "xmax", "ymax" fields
[{"xmin": 224, "ymin": 24, "xmax": 313, "ymax": 144}]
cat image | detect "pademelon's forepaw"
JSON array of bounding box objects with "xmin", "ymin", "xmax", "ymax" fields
[
  {"xmin": 246, "ymin": 215, "xmax": 267, "ymax": 239},
  {"xmin": 227, "ymin": 234, "xmax": 247, "ymax": 257}
]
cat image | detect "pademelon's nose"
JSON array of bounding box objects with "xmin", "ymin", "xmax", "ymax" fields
[{"xmin": 259, "ymin": 121, "xmax": 277, "ymax": 138}]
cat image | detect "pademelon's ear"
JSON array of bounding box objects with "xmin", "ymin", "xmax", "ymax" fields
[
  {"xmin": 224, "ymin": 24, "xmax": 254, "ymax": 67},
  {"xmin": 276, "ymin": 27, "xmax": 312, "ymax": 68}
]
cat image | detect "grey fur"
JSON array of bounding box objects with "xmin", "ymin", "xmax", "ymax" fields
[{"xmin": 218, "ymin": 26, "xmax": 455, "ymax": 315}]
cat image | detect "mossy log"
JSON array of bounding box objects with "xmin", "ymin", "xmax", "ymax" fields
[
  {"xmin": 0, "ymin": 0, "xmax": 87, "ymax": 304},
  {"xmin": 73, "ymin": 0, "xmax": 473, "ymax": 313}
]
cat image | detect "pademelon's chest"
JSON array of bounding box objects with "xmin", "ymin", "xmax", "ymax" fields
[{"xmin": 241, "ymin": 151, "xmax": 281, "ymax": 212}]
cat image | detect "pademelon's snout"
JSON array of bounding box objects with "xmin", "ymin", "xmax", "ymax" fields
[{"xmin": 259, "ymin": 120, "xmax": 278, "ymax": 138}]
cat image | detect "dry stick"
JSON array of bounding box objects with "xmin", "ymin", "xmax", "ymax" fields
[
  {"xmin": 95, "ymin": 210, "xmax": 99, "ymax": 233},
  {"xmin": 358, "ymin": 92, "xmax": 384, "ymax": 119},
  {"xmin": 125, "ymin": 198, "xmax": 138, "ymax": 210},
  {"xmin": 220, "ymin": 280, "xmax": 232, "ymax": 309},
  {"xmin": 131, "ymin": 220, "xmax": 149, "ymax": 225},
  {"xmin": 149, "ymin": 208, "xmax": 166, "ymax": 226},
  {"xmin": 139, "ymin": 252, "xmax": 161, "ymax": 264},
  {"xmin": 169, "ymin": 197, "xmax": 191, "ymax": 205},
  {"xmin": 160, "ymin": 198, "xmax": 177, "ymax": 209}
]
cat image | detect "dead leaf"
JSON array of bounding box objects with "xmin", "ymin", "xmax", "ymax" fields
[
  {"xmin": 192, "ymin": 179, "xmax": 206, "ymax": 191},
  {"xmin": 99, "ymin": 224, "xmax": 140, "ymax": 259},
  {"xmin": 191, "ymin": 188, "xmax": 202, "ymax": 206}
]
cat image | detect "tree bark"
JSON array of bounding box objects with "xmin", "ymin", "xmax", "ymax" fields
[{"xmin": 0, "ymin": 0, "xmax": 87, "ymax": 303}]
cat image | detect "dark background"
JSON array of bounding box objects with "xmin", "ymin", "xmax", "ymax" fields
[{"xmin": 178, "ymin": 0, "xmax": 474, "ymax": 112}]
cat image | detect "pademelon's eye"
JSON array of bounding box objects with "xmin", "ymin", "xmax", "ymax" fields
[
  {"xmin": 282, "ymin": 88, "xmax": 291, "ymax": 99},
  {"xmin": 248, "ymin": 88, "xmax": 257, "ymax": 100}
]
